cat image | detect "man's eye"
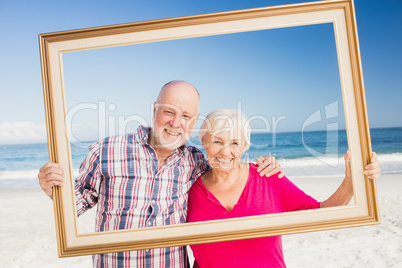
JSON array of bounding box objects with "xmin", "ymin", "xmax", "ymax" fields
[
  {"xmin": 213, "ymin": 141, "xmax": 221, "ymax": 144},
  {"xmin": 165, "ymin": 110, "xmax": 174, "ymax": 115},
  {"xmin": 182, "ymin": 115, "xmax": 191, "ymax": 120}
]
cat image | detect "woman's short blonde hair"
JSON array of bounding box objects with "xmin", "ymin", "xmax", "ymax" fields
[{"xmin": 199, "ymin": 109, "xmax": 251, "ymax": 152}]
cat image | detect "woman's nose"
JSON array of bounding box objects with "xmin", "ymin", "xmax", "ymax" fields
[{"xmin": 220, "ymin": 145, "xmax": 231, "ymax": 156}]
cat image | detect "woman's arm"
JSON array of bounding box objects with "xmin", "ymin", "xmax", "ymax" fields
[{"xmin": 320, "ymin": 151, "xmax": 381, "ymax": 208}]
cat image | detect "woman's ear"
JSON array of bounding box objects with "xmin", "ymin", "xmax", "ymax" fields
[
  {"xmin": 200, "ymin": 135, "xmax": 207, "ymax": 151},
  {"xmin": 241, "ymin": 140, "xmax": 248, "ymax": 154}
]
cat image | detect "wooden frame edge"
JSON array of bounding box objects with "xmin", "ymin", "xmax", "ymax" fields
[{"xmin": 38, "ymin": 0, "xmax": 379, "ymax": 258}]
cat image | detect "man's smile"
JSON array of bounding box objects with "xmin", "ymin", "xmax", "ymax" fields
[{"xmin": 165, "ymin": 129, "xmax": 182, "ymax": 136}]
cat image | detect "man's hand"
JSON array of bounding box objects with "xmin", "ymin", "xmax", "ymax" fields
[
  {"xmin": 37, "ymin": 162, "xmax": 65, "ymax": 199},
  {"xmin": 256, "ymin": 156, "xmax": 284, "ymax": 178}
]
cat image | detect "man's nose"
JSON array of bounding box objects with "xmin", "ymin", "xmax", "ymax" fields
[{"xmin": 170, "ymin": 114, "xmax": 182, "ymax": 128}]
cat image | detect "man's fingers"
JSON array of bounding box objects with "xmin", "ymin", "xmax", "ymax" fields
[
  {"xmin": 256, "ymin": 157, "xmax": 269, "ymax": 172},
  {"xmin": 259, "ymin": 167, "xmax": 283, "ymax": 178},
  {"xmin": 256, "ymin": 156, "xmax": 284, "ymax": 178},
  {"xmin": 260, "ymin": 168, "xmax": 275, "ymax": 177},
  {"xmin": 38, "ymin": 165, "xmax": 64, "ymax": 185},
  {"xmin": 37, "ymin": 161, "xmax": 65, "ymax": 197},
  {"xmin": 257, "ymin": 156, "xmax": 275, "ymax": 172},
  {"xmin": 50, "ymin": 181, "xmax": 64, "ymax": 187},
  {"xmin": 39, "ymin": 178, "xmax": 64, "ymax": 196},
  {"xmin": 256, "ymin": 157, "xmax": 262, "ymax": 172},
  {"xmin": 38, "ymin": 163, "xmax": 63, "ymax": 179},
  {"xmin": 41, "ymin": 166, "xmax": 64, "ymax": 176},
  {"xmin": 42, "ymin": 173, "xmax": 64, "ymax": 183},
  {"xmin": 37, "ymin": 162, "xmax": 64, "ymax": 200},
  {"xmin": 39, "ymin": 162, "xmax": 61, "ymax": 172},
  {"xmin": 39, "ymin": 177, "xmax": 64, "ymax": 187},
  {"xmin": 38, "ymin": 172, "xmax": 64, "ymax": 183},
  {"xmin": 256, "ymin": 157, "xmax": 266, "ymax": 162},
  {"xmin": 259, "ymin": 166, "xmax": 273, "ymax": 177}
]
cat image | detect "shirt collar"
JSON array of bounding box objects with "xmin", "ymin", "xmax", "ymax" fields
[{"xmin": 137, "ymin": 125, "xmax": 151, "ymax": 145}]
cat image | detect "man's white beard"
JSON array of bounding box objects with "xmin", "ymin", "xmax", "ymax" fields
[{"xmin": 153, "ymin": 125, "xmax": 186, "ymax": 151}]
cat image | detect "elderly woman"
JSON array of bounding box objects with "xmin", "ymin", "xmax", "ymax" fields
[{"xmin": 187, "ymin": 109, "xmax": 380, "ymax": 268}]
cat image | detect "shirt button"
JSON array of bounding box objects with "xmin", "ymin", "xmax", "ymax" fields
[
  {"xmin": 148, "ymin": 222, "xmax": 152, "ymax": 226},
  {"xmin": 146, "ymin": 249, "xmax": 149, "ymax": 252},
  {"xmin": 152, "ymin": 199, "xmax": 156, "ymax": 204}
]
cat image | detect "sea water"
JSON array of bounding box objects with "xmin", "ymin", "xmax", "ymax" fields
[{"xmin": 0, "ymin": 127, "xmax": 401, "ymax": 188}]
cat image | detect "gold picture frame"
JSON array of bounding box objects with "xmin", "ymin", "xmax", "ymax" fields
[{"xmin": 39, "ymin": 0, "xmax": 379, "ymax": 257}]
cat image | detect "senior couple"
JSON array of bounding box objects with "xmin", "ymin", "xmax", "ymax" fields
[{"xmin": 38, "ymin": 80, "xmax": 380, "ymax": 268}]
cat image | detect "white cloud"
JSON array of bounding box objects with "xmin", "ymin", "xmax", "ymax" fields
[
  {"xmin": 0, "ymin": 120, "xmax": 145, "ymax": 146},
  {"xmin": 68, "ymin": 123, "xmax": 99, "ymax": 144},
  {"xmin": 0, "ymin": 121, "xmax": 47, "ymax": 145},
  {"xmin": 0, "ymin": 121, "xmax": 101, "ymax": 145}
]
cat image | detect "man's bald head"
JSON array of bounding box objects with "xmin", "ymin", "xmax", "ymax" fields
[{"xmin": 156, "ymin": 80, "xmax": 200, "ymax": 111}]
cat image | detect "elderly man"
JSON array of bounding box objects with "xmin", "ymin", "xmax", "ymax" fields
[{"xmin": 38, "ymin": 80, "xmax": 282, "ymax": 268}]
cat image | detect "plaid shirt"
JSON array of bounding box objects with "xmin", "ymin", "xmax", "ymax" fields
[{"xmin": 75, "ymin": 126, "xmax": 209, "ymax": 267}]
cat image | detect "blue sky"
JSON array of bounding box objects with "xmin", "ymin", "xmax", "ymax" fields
[{"xmin": 0, "ymin": 0, "xmax": 401, "ymax": 144}]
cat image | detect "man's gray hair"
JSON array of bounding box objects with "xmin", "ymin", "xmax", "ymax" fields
[{"xmin": 199, "ymin": 109, "xmax": 251, "ymax": 152}]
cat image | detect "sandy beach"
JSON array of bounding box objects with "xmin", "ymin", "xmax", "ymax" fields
[{"xmin": 1, "ymin": 173, "xmax": 401, "ymax": 268}]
